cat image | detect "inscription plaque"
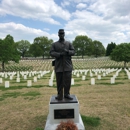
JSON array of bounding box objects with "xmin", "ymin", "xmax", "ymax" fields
[{"xmin": 54, "ymin": 109, "xmax": 74, "ymax": 119}]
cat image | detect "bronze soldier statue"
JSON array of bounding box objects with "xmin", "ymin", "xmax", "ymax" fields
[{"xmin": 50, "ymin": 29, "xmax": 75, "ymax": 100}]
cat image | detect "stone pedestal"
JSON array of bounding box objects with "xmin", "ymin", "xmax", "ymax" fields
[{"xmin": 44, "ymin": 95, "xmax": 85, "ymax": 130}]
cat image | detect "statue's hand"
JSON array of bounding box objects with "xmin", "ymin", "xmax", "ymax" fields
[
  {"xmin": 63, "ymin": 49, "xmax": 69, "ymax": 55},
  {"xmin": 64, "ymin": 49, "xmax": 69, "ymax": 53},
  {"xmin": 60, "ymin": 52, "xmax": 66, "ymax": 56}
]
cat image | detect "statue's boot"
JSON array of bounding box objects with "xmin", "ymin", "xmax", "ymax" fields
[
  {"xmin": 64, "ymin": 94, "xmax": 73, "ymax": 100},
  {"xmin": 55, "ymin": 89, "xmax": 63, "ymax": 100}
]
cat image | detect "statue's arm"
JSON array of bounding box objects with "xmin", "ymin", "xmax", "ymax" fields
[
  {"xmin": 68, "ymin": 43, "xmax": 75, "ymax": 56},
  {"xmin": 49, "ymin": 43, "xmax": 60, "ymax": 58}
]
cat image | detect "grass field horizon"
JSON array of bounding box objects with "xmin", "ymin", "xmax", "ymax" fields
[{"xmin": 0, "ymin": 57, "xmax": 130, "ymax": 130}]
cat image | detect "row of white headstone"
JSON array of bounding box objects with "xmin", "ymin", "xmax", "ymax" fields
[
  {"xmin": 0, "ymin": 70, "xmax": 50, "ymax": 78},
  {"xmin": 1, "ymin": 68, "xmax": 129, "ymax": 88},
  {"xmin": 48, "ymin": 68, "xmax": 130, "ymax": 86},
  {"xmin": 124, "ymin": 68, "xmax": 130, "ymax": 79},
  {"xmin": 49, "ymin": 69, "xmax": 118, "ymax": 86},
  {"xmin": 0, "ymin": 80, "xmax": 33, "ymax": 88},
  {"xmin": 74, "ymin": 68, "xmax": 130, "ymax": 85},
  {"xmin": 73, "ymin": 68, "xmax": 124, "ymax": 85},
  {"xmin": 0, "ymin": 70, "xmax": 50, "ymax": 88}
]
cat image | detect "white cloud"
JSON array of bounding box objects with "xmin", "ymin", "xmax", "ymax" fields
[
  {"xmin": 0, "ymin": 0, "xmax": 130, "ymax": 48},
  {"xmin": 0, "ymin": 0, "xmax": 71, "ymax": 24},
  {"xmin": 64, "ymin": 8, "xmax": 130, "ymax": 47},
  {"xmin": 61, "ymin": 1, "xmax": 70, "ymax": 7},
  {"xmin": 76, "ymin": 3, "xmax": 87, "ymax": 9},
  {"xmin": 0, "ymin": 22, "xmax": 57, "ymax": 43}
]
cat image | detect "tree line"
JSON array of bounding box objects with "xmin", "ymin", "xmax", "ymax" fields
[{"xmin": 0, "ymin": 34, "xmax": 130, "ymax": 71}]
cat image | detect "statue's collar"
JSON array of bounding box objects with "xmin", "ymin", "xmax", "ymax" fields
[{"xmin": 59, "ymin": 39, "xmax": 65, "ymax": 42}]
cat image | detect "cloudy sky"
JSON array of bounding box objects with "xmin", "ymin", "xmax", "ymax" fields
[{"xmin": 0, "ymin": 0, "xmax": 130, "ymax": 48}]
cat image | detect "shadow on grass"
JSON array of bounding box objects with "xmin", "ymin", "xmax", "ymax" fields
[{"xmin": 81, "ymin": 115, "xmax": 101, "ymax": 129}]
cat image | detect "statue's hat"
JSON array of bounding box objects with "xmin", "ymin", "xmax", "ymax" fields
[{"xmin": 58, "ymin": 29, "xmax": 64, "ymax": 34}]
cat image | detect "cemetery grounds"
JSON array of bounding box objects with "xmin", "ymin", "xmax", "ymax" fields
[{"xmin": 0, "ymin": 57, "xmax": 130, "ymax": 130}]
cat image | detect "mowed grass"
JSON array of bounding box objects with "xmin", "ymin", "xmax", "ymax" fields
[{"xmin": 0, "ymin": 61, "xmax": 130, "ymax": 130}]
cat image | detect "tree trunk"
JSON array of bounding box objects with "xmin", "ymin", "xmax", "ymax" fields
[
  {"xmin": 22, "ymin": 52, "xmax": 25, "ymax": 57},
  {"xmin": 43, "ymin": 55, "xmax": 44, "ymax": 59},
  {"xmin": 124, "ymin": 61, "xmax": 127, "ymax": 68},
  {"xmin": 82, "ymin": 54, "xmax": 84, "ymax": 59},
  {"xmin": 2, "ymin": 61, "xmax": 5, "ymax": 72}
]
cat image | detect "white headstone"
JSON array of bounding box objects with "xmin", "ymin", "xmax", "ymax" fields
[
  {"xmin": 33, "ymin": 77, "xmax": 37, "ymax": 82},
  {"xmin": 103, "ymin": 73, "xmax": 106, "ymax": 77},
  {"xmin": 113, "ymin": 75, "xmax": 116, "ymax": 79},
  {"xmin": 82, "ymin": 76, "xmax": 86, "ymax": 80},
  {"xmin": 128, "ymin": 74, "xmax": 130, "ymax": 79},
  {"xmin": 5, "ymin": 81, "xmax": 9, "ymax": 88},
  {"xmin": 24, "ymin": 75, "xmax": 27, "ymax": 80},
  {"xmin": 29, "ymin": 73, "xmax": 31, "ymax": 77},
  {"xmin": 98, "ymin": 75, "xmax": 101, "ymax": 80},
  {"xmin": 111, "ymin": 77, "xmax": 115, "ymax": 84},
  {"xmin": 27, "ymin": 80, "xmax": 32, "ymax": 87},
  {"xmin": 5, "ymin": 74, "xmax": 8, "ymax": 78},
  {"xmin": 1, "ymin": 73, "xmax": 4, "ymax": 77},
  {"xmin": 16, "ymin": 78, "xmax": 20, "ymax": 82},
  {"xmin": 95, "ymin": 72, "xmax": 98, "ymax": 75},
  {"xmin": 49, "ymin": 79, "xmax": 53, "ymax": 86},
  {"xmin": 0, "ymin": 78, "xmax": 3, "ymax": 83},
  {"xmin": 76, "ymin": 73, "xmax": 80, "ymax": 77},
  {"xmin": 91, "ymin": 78, "xmax": 95, "ymax": 85},
  {"xmin": 38, "ymin": 75, "xmax": 41, "ymax": 79},
  {"xmin": 17, "ymin": 71, "xmax": 20, "ymax": 78},
  {"xmin": 71, "ymin": 78, "xmax": 74, "ymax": 85},
  {"xmin": 10, "ymin": 76, "xmax": 13, "ymax": 80},
  {"xmin": 90, "ymin": 73, "xmax": 93, "ymax": 77}
]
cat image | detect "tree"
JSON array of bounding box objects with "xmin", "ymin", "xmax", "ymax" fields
[
  {"xmin": 32, "ymin": 36, "xmax": 53, "ymax": 58},
  {"xmin": 110, "ymin": 43, "xmax": 130, "ymax": 68},
  {"xmin": 72, "ymin": 35, "xmax": 93, "ymax": 58},
  {"xmin": 106, "ymin": 42, "xmax": 116, "ymax": 56},
  {"xmin": 15, "ymin": 40, "xmax": 31, "ymax": 57},
  {"xmin": 0, "ymin": 35, "xmax": 20, "ymax": 71},
  {"xmin": 29, "ymin": 43, "xmax": 42, "ymax": 58},
  {"xmin": 93, "ymin": 40, "xmax": 106, "ymax": 57}
]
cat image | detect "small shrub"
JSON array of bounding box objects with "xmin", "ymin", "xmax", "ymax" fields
[{"xmin": 56, "ymin": 120, "xmax": 78, "ymax": 130}]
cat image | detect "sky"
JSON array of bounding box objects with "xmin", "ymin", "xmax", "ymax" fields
[{"xmin": 0, "ymin": 0, "xmax": 130, "ymax": 48}]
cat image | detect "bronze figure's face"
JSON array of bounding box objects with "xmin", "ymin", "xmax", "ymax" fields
[{"xmin": 58, "ymin": 29, "xmax": 65, "ymax": 40}]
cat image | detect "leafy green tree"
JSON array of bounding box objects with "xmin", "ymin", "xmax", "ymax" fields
[
  {"xmin": 29, "ymin": 43, "xmax": 42, "ymax": 58},
  {"xmin": 0, "ymin": 35, "xmax": 20, "ymax": 71},
  {"xmin": 15, "ymin": 40, "xmax": 31, "ymax": 57},
  {"xmin": 110, "ymin": 43, "xmax": 130, "ymax": 68},
  {"xmin": 33, "ymin": 36, "xmax": 53, "ymax": 58},
  {"xmin": 93, "ymin": 40, "xmax": 106, "ymax": 57},
  {"xmin": 106, "ymin": 42, "xmax": 116, "ymax": 56},
  {"xmin": 72, "ymin": 35, "xmax": 93, "ymax": 58}
]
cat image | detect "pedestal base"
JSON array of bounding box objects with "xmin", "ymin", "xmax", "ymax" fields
[
  {"xmin": 44, "ymin": 95, "xmax": 85, "ymax": 130},
  {"xmin": 44, "ymin": 114, "xmax": 85, "ymax": 130}
]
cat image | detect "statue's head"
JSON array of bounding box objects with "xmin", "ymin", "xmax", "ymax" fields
[{"xmin": 58, "ymin": 29, "xmax": 65, "ymax": 39}]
